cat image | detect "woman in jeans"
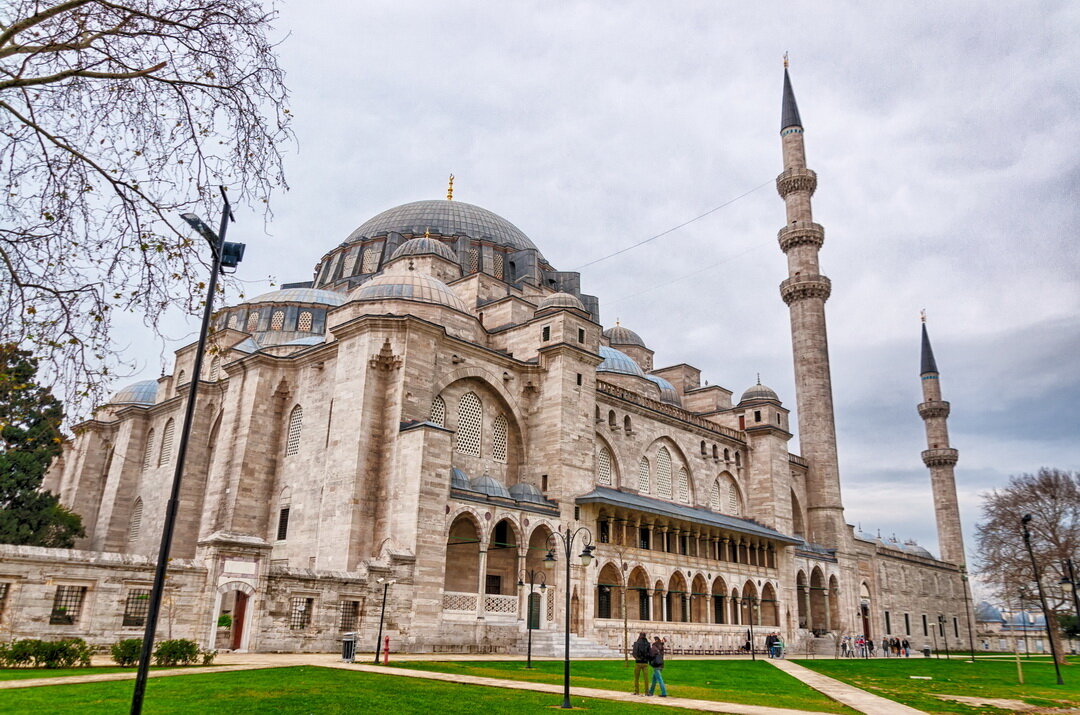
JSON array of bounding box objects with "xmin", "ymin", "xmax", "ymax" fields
[{"xmin": 647, "ymin": 637, "xmax": 667, "ymax": 697}]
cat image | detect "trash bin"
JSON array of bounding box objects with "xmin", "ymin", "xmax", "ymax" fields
[
  {"xmin": 922, "ymin": 646, "xmax": 931, "ymax": 658},
  {"xmin": 341, "ymin": 632, "xmax": 357, "ymax": 662}
]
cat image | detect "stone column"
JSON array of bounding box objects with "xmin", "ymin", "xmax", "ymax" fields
[
  {"xmin": 476, "ymin": 548, "xmax": 488, "ymax": 620},
  {"xmin": 823, "ymin": 588, "xmax": 832, "ymax": 631},
  {"xmin": 802, "ymin": 586, "xmax": 813, "ymax": 631}
]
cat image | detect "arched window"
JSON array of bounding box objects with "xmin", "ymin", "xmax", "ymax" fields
[
  {"xmin": 142, "ymin": 429, "xmax": 155, "ymax": 471},
  {"xmin": 128, "ymin": 498, "xmax": 143, "ymax": 543},
  {"xmin": 246, "ymin": 311, "xmax": 259, "ymax": 333},
  {"xmin": 271, "ymin": 310, "xmax": 285, "ymax": 330},
  {"xmin": 227, "ymin": 313, "xmax": 239, "ymax": 329},
  {"xmin": 456, "ymin": 392, "xmax": 482, "ymax": 457},
  {"xmin": 158, "ymin": 418, "xmax": 175, "ymax": 467},
  {"xmin": 656, "ymin": 447, "xmax": 672, "ymax": 499},
  {"xmin": 176, "ymin": 370, "xmax": 186, "ymax": 386},
  {"xmin": 623, "ymin": 415, "xmax": 632, "ymax": 434},
  {"xmin": 607, "ymin": 410, "xmax": 617, "ymax": 429},
  {"xmin": 637, "ymin": 457, "xmax": 650, "ymax": 493},
  {"xmin": 712, "ymin": 444, "xmax": 719, "ymax": 459},
  {"xmin": 708, "ymin": 480, "xmax": 721, "ymax": 510},
  {"xmin": 492, "ymin": 414, "xmax": 508, "ymax": 463},
  {"xmin": 700, "ymin": 440, "xmax": 706, "ymax": 456},
  {"xmin": 734, "ymin": 451, "xmax": 741, "ymax": 467},
  {"xmin": 597, "ymin": 446, "xmax": 612, "ymax": 486},
  {"xmin": 724, "ymin": 448, "xmax": 730, "ymax": 461},
  {"xmin": 361, "ymin": 245, "xmax": 381, "ymax": 273},
  {"xmin": 297, "ymin": 311, "xmax": 313, "ymax": 332},
  {"xmin": 727, "ymin": 478, "xmax": 741, "ymax": 515},
  {"xmin": 677, "ymin": 466, "xmax": 690, "ymax": 504},
  {"xmin": 430, "ymin": 395, "xmax": 446, "ymax": 427},
  {"xmin": 285, "ymin": 405, "xmax": 303, "ymax": 456},
  {"xmin": 209, "ymin": 356, "xmax": 221, "ymax": 381}
]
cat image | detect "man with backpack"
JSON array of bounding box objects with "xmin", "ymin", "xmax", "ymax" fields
[
  {"xmin": 647, "ymin": 636, "xmax": 668, "ymax": 697},
  {"xmin": 632, "ymin": 632, "xmax": 651, "ymax": 696}
]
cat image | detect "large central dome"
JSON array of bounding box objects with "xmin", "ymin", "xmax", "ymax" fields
[{"xmin": 345, "ymin": 200, "xmax": 539, "ymax": 254}]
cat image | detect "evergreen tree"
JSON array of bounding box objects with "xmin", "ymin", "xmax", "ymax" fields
[{"xmin": 0, "ymin": 344, "xmax": 83, "ymax": 547}]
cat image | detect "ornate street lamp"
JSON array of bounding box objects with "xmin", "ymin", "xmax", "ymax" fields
[
  {"xmin": 517, "ymin": 569, "xmax": 547, "ymax": 669},
  {"xmin": 1022, "ymin": 514, "xmax": 1064, "ymax": 684},
  {"xmin": 545, "ymin": 526, "xmax": 594, "ymax": 710}
]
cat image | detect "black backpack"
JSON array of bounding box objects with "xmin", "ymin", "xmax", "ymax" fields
[{"xmin": 633, "ymin": 639, "xmax": 650, "ymax": 661}]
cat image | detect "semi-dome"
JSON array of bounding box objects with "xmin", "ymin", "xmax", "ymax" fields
[
  {"xmin": 740, "ymin": 381, "xmax": 779, "ymax": 403},
  {"xmin": 347, "ymin": 200, "xmax": 541, "ymax": 256},
  {"xmin": 450, "ymin": 468, "xmax": 471, "ymax": 491},
  {"xmin": 350, "ymin": 272, "xmax": 470, "ymax": 313},
  {"xmin": 597, "ymin": 346, "xmax": 646, "ymax": 377},
  {"xmin": 644, "ymin": 374, "xmax": 681, "ymax": 406},
  {"xmin": 604, "ymin": 324, "xmax": 646, "ymax": 348},
  {"xmin": 390, "ymin": 236, "xmax": 458, "ymax": 262},
  {"xmin": 242, "ymin": 288, "xmax": 347, "ymax": 307},
  {"xmin": 509, "ymin": 482, "xmax": 549, "ymax": 505},
  {"xmin": 536, "ymin": 292, "xmax": 585, "ymax": 312},
  {"xmin": 469, "ymin": 474, "xmax": 512, "ymax": 499},
  {"xmin": 109, "ymin": 379, "xmax": 158, "ymax": 406}
]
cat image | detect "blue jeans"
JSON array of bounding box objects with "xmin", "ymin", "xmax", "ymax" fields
[{"xmin": 648, "ymin": 667, "xmax": 667, "ymax": 696}]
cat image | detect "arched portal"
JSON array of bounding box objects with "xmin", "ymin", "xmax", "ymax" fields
[
  {"xmin": 796, "ymin": 570, "xmax": 809, "ymax": 629},
  {"xmin": 486, "ymin": 518, "xmax": 519, "ymax": 596},
  {"xmin": 213, "ymin": 581, "xmax": 255, "ymax": 652},
  {"xmin": 596, "ymin": 563, "xmax": 623, "ymax": 619},
  {"xmin": 761, "ymin": 582, "xmax": 780, "ymax": 627},
  {"xmin": 628, "ymin": 566, "xmax": 650, "ymax": 620},
  {"xmin": 690, "ymin": 574, "xmax": 709, "ymax": 623},
  {"xmin": 741, "ymin": 580, "xmax": 759, "ymax": 625},
  {"xmin": 444, "ymin": 514, "xmax": 481, "ymax": 594},
  {"xmin": 653, "ymin": 580, "xmax": 666, "ymax": 621},
  {"xmin": 711, "ymin": 577, "xmax": 728, "ymax": 624},
  {"xmin": 859, "ymin": 581, "xmax": 872, "ymax": 639},
  {"xmin": 810, "ymin": 567, "xmax": 828, "ymax": 632},
  {"xmin": 668, "ymin": 572, "xmax": 689, "ymax": 623}
]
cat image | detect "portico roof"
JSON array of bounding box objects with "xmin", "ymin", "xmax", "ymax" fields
[{"xmin": 575, "ymin": 486, "xmax": 801, "ymax": 544}]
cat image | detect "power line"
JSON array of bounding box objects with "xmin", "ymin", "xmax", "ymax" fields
[{"xmin": 608, "ymin": 242, "xmax": 766, "ymax": 306}]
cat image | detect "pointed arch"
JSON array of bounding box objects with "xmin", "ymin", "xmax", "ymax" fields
[
  {"xmin": 596, "ymin": 444, "xmax": 613, "ymax": 486},
  {"xmin": 718, "ymin": 471, "xmax": 741, "ymax": 516},
  {"xmin": 456, "ymin": 391, "xmax": 482, "ymax": 457},
  {"xmin": 285, "ymin": 404, "xmax": 303, "ymax": 456},
  {"xmin": 430, "ymin": 394, "xmax": 446, "ymax": 427},
  {"xmin": 708, "ymin": 479, "xmax": 721, "ymax": 511},
  {"xmin": 128, "ymin": 498, "xmax": 143, "ymax": 543},
  {"xmin": 790, "ymin": 488, "xmax": 805, "ymax": 538},
  {"xmin": 637, "ymin": 457, "xmax": 650, "ymax": 493},
  {"xmin": 596, "ymin": 562, "xmax": 623, "ymax": 619},
  {"xmin": 158, "ymin": 418, "xmax": 175, "ymax": 467},
  {"xmin": 761, "ymin": 582, "xmax": 779, "ymax": 626},
  {"xmin": 444, "ymin": 513, "xmax": 481, "ymax": 595},
  {"xmin": 492, "ymin": 414, "xmax": 508, "ymax": 463},
  {"xmin": 655, "ymin": 446, "xmax": 672, "ymax": 499},
  {"xmin": 676, "ymin": 466, "xmax": 690, "ymax": 504},
  {"xmin": 628, "ymin": 566, "xmax": 651, "ymax": 620},
  {"xmin": 142, "ymin": 428, "xmax": 156, "ymax": 471}
]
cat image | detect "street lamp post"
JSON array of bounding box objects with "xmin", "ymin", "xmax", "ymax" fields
[
  {"xmin": 544, "ymin": 526, "xmax": 594, "ymax": 710},
  {"xmin": 130, "ymin": 188, "xmax": 244, "ymax": 715},
  {"xmin": 938, "ymin": 615, "xmax": 951, "ymax": 660},
  {"xmin": 1058, "ymin": 558, "xmax": 1080, "ymax": 655},
  {"xmin": 373, "ymin": 578, "xmax": 396, "ymax": 664},
  {"xmin": 960, "ymin": 567, "xmax": 977, "ymax": 661},
  {"xmin": 748, "ymin": 599, "xmax": 758, "ymax": 661},
  {"xmin": 1018, "ymin": 587, "xmax": 1031, "ymax": 659},
  {"xmin": 1022, "ymin": 514, "xmax": 1064, "ymax": 684},
  {"xmin": 517, "ymin": 569, "xmax": 547, "ymax": 669}
]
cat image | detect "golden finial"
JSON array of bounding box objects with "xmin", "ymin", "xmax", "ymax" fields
[
  {"xmin": 446, "ymin": 174, "xmax": 454, "ymax": 201},
  {"xmin": 920, "ymin": 309, "xmax": 927, "ymax": 323},
  {"xmin": 615, "ymin": 317, "xmax": 621, "ymax": 326},
  {"xmin": 425, "ymin": 227, "xmax": 431, "ymax": 238}
]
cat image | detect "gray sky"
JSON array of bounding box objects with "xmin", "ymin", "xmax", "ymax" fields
[{"xmin": 121, "ymin": 1, "xmax": 1080, "ymax": 569}]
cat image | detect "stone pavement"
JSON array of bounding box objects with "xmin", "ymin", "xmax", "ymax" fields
[{"xmin": 767, "ymin": 659, "xmax": 924, "ymax": 715}]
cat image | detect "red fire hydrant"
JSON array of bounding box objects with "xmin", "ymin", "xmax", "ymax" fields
[{"xmin": 383, "ymin": 635, "xmax": 390, "ymax": 664}]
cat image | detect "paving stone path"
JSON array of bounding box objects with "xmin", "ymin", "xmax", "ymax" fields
[{"xmin": 767, "ymin": 659, "xmax": 925, "ymax": 715}]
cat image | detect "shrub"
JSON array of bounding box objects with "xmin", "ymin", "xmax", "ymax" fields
[
  {"xmin": 111, "ymin": 638, "xmax": 143, "ymax": 667},
  {"xmin": 200, "ymin": 648, "xmax": 217, "ymax": 666},
  {"xmin": 0, "ymin": 638, "xmax": 92, "ymax": 668},
  {"xmin": 152, "ymin": 639, "xmax": 200, "ymax": 667},
  {"xmin": 5, "ymin": 639, "xmax": 37, "ymax": 667}
]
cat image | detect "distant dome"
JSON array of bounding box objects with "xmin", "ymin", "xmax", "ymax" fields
[
  {"xmin": 347, "ymin": 200, "xmax": 541, "ymax": 256},
  {"xmin": 351, "ymin": 273, "xmax": 469, "ymax": 313},
  {"xmin": 644, "ymin": 375, "xmax": 681, "ymax": 406},
  {"xmin": 740, "ymin": 382, "xmax": 779, "ymax": 403},
  {"xmin": 975, "ymin": 601, "xmax": 1005, "ymax": 624},
  {"xmin": 902, "ymin": 542, "xmax": 934, "ymax": 558},
  {"xmin": 604, "ymin": 324, "xmax": 646, "ymax": 348},
  {"xmin": 390, "ymin": 236, "xmax": 457, "ymax": 262},
  {"xmin": 536, "ymin": 292, "xmax": 585, "ymax": 312},
  {"xmin": 509, "ymin": 482, "xmax": 549, "ymax": 505},
  {"xmin": 469, "ymin": 474, "xmax": 512, "ymax": 499},
  {"xmin": 109, "ymin": 379, "xmax": 158, "ymax": 406},
  {"xmin": 597, "ymin": 346, "xmax": 646, "ymax": 377},
  {"xmin": 242, "ymin": 288, "xmax": 346, "ymax": 307}
]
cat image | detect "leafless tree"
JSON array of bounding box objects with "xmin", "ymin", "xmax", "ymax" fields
[{"xmin": 0, "ymin": 0, "xmax": 291, "ymax": 412}]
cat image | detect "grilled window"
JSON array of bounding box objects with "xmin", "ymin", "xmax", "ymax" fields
[
  {"xmin": 128, "ymin": 498, "xmax": 143, "ymax": 543},
  {"xmin": 297, "ymin": 311, "xmax": 313, "ymax": 332},
  {"xmin": 492, "ymin": 414, "xmax": 508, "ymax": 463},
  {"xmin": 727, "ymin": 478, "xmax": 740, "ymax": 515},
  {"xmin": 158, "ymin": 418, "xmax": 175, "ymax": 467},
  {"xmin": 227, "ymin": 313, "xmax": 239, "ymax": 329},
  {"xmin": 493, "ymin": 252, "xmax": 505, "ymax": 280},
  {"xmin": 276, "ymin": 507, "xmax": 290, "ymax": 541},
  {"xmin": 467, "ymin": 247, "xmax": 480, "ymax": 273},
  {"xmin": 361, "ymin": 245, "xmax": 381, "ymax": 274},
  {"xmin": 339, "ymin": 600, "xmax": 360, "ymax": 631},
  {"xmin": 677, "ymin": 466, "xmax": 690, "ymax": 503},
  {"xmin": 655, "ymin": 447, "xmax": 672, "ymax": 499},
  {"xmin": 49, "ymin": 585, "xmax": 87, "ymax": 625},
  {"xmin": 456, "ymin": 392, "xmax": 482, "ymax": 457},
  {"xmin": 708, "ymin": 480, "xmax": 721, "ymax": 511},
  {"xmin": 142, "ymin": 429, "xmax": 155, "ymax": 471},
  {"xmin": 285, "ymin": 405, "xmax": 303, "ymax": 456},
  {"xmin": 637, "ymin": 457, "xmax": 650, "ymax": 493},
  {"xmin": 597, "ymin": 447, "xmax": 612, "ymax": 486},
  {"xmin": 246, "ymin": 311, "xmax": 260, "ymax": 333},
  {"xmin": 430, "ymin": 395, "xmax": 446, "ymax": 427},
  {"xmin": 176, "ymin": 370, "xmax": 186, "ymax": 387},
  {"xmin": 271, "ymin": 310, "xmax": 285, "ymax": 330},
  {"xmin": 122, "ymin": 589, "xmax": 151, "ymax": 628},
  {"xmin": 289, "ymin": 597, "xmax": 314, "ymax": 630}
]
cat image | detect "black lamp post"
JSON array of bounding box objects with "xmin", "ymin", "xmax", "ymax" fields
[
  {"xmin": 1022, "ymin": 514, "xmax": 1064, "ymax": 684},
  {"xmin": 938, "ymin": 614, "xmax": 951, "ymax": 660},
  {"xmin": 748, "ymin": 598, "xmax": 758, "ymax": 661},
  {"xmin": 544, "ymin": 526, "xmax": 594, "ymax": 710},
  {"xmin": 1018, "ymin": 587, "xmax": 1031, "ymax": 659},
  {"xmin": 373, "ymin": 577, "xmax": 396, "ymax": 664},
  {"xmin": 960, "ymin": 567, "xmax": 977, "ymax": 660},
  {"xmin": 517, "ymin": 568, "xmax": 547, "ymax": 669},
  {"xmin": 1058, "ymin": 558, "xmax": 1080, "ymax": 655},
  {"xmin": 130, "ymin": 188, "xmax": 244, "ymax": 715}
]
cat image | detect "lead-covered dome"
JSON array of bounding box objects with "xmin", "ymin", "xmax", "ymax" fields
[
  {"xmin": 604, "ymin": 324, "xmax": 646, "ymax": 348},
  {"xmin": 347, "ymin": 200, "xmax": 540, "ymax": 255},
  {"xmin": 644, "ymin": 375, "xmax": 681, "ymax": 406},
  {"xmin": 242, "ymin": 288, "xmax": 347, "ymax": 307},
  {"xmin": 597, "ymin": 346, "xmax": 646, "ymax": 377},
  {"xmin": 390, "ymin": 236, "xmax": 457, "ymax": 262},
  {"xmin": 740, "ymin": 382, "xmax": 779, "ymax": 403},
  {"xmin": 109, "ymin": 379, "xmax": 158, "ymax": 406},
  {"xmin": 351, "ymin": 272, "xmax": 469, "ymax": 313},
  {"xmin": 536, "ymin": 292, "xmax": 585, "ymax": 312}
]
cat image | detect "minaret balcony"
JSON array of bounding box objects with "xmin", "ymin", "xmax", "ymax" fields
[
  {"xmin": 922, "ymin": 447, "xmax": 959, "ymax": 468},
  {"xmin": 779, "ymin": 274, "xmax": 831, "ymax": 305},
  {"xmin": 776, "ymin": 167, "xmax": 817, "ymax": 198},
  {"xmin": 778, "ymin": 222, "xmax": 824, "ymax": 253},
  {"xmin": 917, "ymin": 400, "xmax": 951, "ymax": 419}
]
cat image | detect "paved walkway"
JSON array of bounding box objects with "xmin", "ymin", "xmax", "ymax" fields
[{"xmin": 767, "ymin": 659, "xmax": 924, "ymax": 715}]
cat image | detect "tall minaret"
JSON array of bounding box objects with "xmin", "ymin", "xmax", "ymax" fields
[
  {"xmin": 776, "ymin": 60, "xmax": 845, "ymax": 549},
  {"xmin": 918, "ymin": 316, "xmax": 965, "ymax": 565}
]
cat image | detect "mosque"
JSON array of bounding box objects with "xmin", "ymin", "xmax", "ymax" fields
[{"xmin": 2, "ymin": 68, "xmax": 974, "ymax": 655}]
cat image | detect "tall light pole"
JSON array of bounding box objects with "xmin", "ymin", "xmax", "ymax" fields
[
  {"xmin": 960, "ymin": 567, "xmax": 977, "ymax": 660},
  {"xmin": 517, "ymin": 569, "xmax": 546, "ymax": 669},
  {"xmin": 131, "ymin": 188, "xmax": 244, "ymax": 715},
  {"xmin": 1058, "ymin": 558, "xmax": 1080, "ymax": 655},
  {"xmin": 373, "ymin": 578, "xmax": 396, "ymax": 664},
  {"xmin": 545, "ymin": 526, "xmax": 594, "ymax": 710},
  {"xmin": 1018, "ymin": 587, "xmax": 1031, "ymax": 659},
  {"xmin": 938, "ymin": 614, "xmax": 950, "ymax": 660},
  {"xmin": 1022, "ymin": 514, "xmax": 1064, "ymax": 684}
]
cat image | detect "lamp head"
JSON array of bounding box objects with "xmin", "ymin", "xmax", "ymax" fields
[
  {"xmin": 180, "ymin": 213, "xmax": 217, "ymax": 244},
  {"xmin": 579, "ymin": 544, "xmax": 595, "ymax": 566},
  {"xmin": 544, "ymin": 549, "xmax": 556, "ymax": 567},
  {"xmin": 517, "ymin": 579, "xmax": 525, "ymax": 588},
  {"xmin": 1022, "ymin": 514, "xmax": 1033, "ymax": 525}
]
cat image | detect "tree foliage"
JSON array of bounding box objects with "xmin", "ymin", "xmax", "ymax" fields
[
  {"xmin": 0, "ymin": 0, "xmax": 291, "ymax": 411},
  {"xmin": 0, "ymin": 342, "xmax": 84, "ymax": 546}
]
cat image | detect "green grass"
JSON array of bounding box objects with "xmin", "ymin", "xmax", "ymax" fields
[
  {"xmin": 0, "ymin": 665, "xmax": 209, "ymax": 681},
  {"xmin": 0, "ymin": 666, "xmax": 696, "ymax": 713},
  {"xmin": 797, "ymin": 657, "xmax": 1080, "ymax": 714},
  {"xmin": 391, "ymin": 659, "xmax": 856, "ymax": 713}
]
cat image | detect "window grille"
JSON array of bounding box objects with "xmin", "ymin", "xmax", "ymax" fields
[
  {"xmin": 492, "ymin": 414, "xmax": 508, "ymax": 463},
  {"xmin": 677, "ymin": 466, "xmax": 690, "ymax": 503},
  {"xmin": 361, "ymin": 245, "xmax": 381, "ymax": 274},
  {"xmin": 285, "ymin": 405, "xmax": 303, "ymax": 456},
  {"xmin": 467, "ymin": 247, "xmax": 480, "ymax": 273},
  {"xmin": 246, "ymin": 311, "xmax": 260, "ymax": 333},
  {"xmin": 727, "ymin": 478, "xmax": 740, "ymax": 515},
  {"xmin": 271, "ymin": 311, "xmax": 285, "ymax": 330},
  {"xmin": 429, "ymin": 395, "xmax": 446, "ymax": 427},
  {"xmin": 159, "ymin": 418, "xmax": 175, "ymax": 467},
  {"xmin": 227, "ymin": 313, "xmax": 238, "ymax": 329},
  {"xmin": 128, "ymin": 498, "xmax": 143, "ymax": 542},
  {"xmin": 297, "ymin": 311, "xmax": 313, "ymax": 332},
  {"xmin": 637, "ymin": 457, "xmax": 650, "ymax": 493},
  {"xmin": 142, "ymin": 429, "xmax": 155, "ymax": 471},
  {"xmin": 597, "ymin": 447, "xmax": 612, "ymax": 486},
  {"xmin": 209, "ymin": 356, "xmax": 221, "ymax": 381},
  {"xmin": 342, "ymin": 247, "xmax": 360, "ymax": 277},
  {"xmin": 655, "ymin": 447, "xmax": 672, "ymax": 499},
  {"xmin": 276, "ymin": 507, "xmax": 290, "ymax": 541},
  {"xmin": 123, "ymin": 589, "xmax": 151, "ymax": 628},
  {"xmin": 289, "ymin": 597, "xmax": 314, "ymax": 630},
  {"xmin": 493, "ymin": 252, "xmax": 505, "ymax": 280},
  {"xmin": 456, "ymin": 392, "xmax": 482, "ymax": 457},
  {"xmin": 708, "ymin": 481, "xmax": 721, "ymax": 511},
  {"xmin": 339, "ymin": 600, "xmax": 360, "ymax": 631},
  {"xmin": 49, "ymin": 585, "xmax": 87, "ymax": 625}
]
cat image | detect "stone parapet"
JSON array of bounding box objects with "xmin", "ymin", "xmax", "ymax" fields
[
  {"xmin": 778, "ymin": 222, "xmax": 824, "ymax": 253},
  {"xmin": 776, "ymin": 167, "xmax": 818, "ymax": 198},
  {"xmin": 917, "ymin": 400, "xmax": 951, "ymax": 420},
  {"xmin": 779, "ymin": 274, "xmax": 831, "ymax": 305},
  {"xmin": 922, "ymin": 447, "xmax": 959, "ymax": 467}
]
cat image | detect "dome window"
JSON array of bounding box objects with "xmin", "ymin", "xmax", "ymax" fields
[
  {"xmin": 227, "ymin": 314, "xmax": 238, "ymax": 330},
  {"xmin": 271, "ymin": 310, "xmax": 285, "ymax": 331},
  {"xmin": 493, "ymin": 252, "xmax": 505, "ymax": 280},
  {"xmin": 246, "ymin": 311, "xmax": 260, "ymax": 333},
  {"xmin": 467, "ymin": 247, "xmax": 480, "ymax": 274},
  {"xmin": 456, "ymin": 392, "xmax": 482, "ymax": 457},
  {"xmin": 285, "ymin": 405, "xmax": 303, "ymax": 456},
  {"xmin": 361, "ymin": 245, "xmax": 381, "ymax": 274},
  {"xmin": 297, "ymin": 311, "xmax": 313, "ymax": 332}
]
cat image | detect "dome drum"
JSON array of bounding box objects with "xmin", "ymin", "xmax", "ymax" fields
[{"xmin": 108, "ymin": 379, "xmax": 159, "ymax": 406}]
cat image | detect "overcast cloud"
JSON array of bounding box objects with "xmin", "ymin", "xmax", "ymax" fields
[{"xmin": 114, "ymin": 1, "xmax": 1080, "ymax": 569}]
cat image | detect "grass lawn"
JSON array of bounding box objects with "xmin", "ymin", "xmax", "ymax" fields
[
  {"xmin": 0, "ymin": 665, "xmax": 212, "ymax": 681},
  {"xmin": 0, "ymin": 665, "xmax": 695, "ymax": 713},
  {"xmin": 797, "ymin": 657, "xmax": 1080, "ymax": 714},
  {"xmin": 391, "ymin": 659, "xmax": 856, "ymax": 713}
]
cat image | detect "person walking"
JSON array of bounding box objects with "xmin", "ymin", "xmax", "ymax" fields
[
  {"xmin": 765, "ymin": 632, "xmax": 776, "ymax": 658},
  {"xmin": 632, "ymin": 632, "xmax": 651, "ymax": 696},
  {"xmin": 902, "ymin": 637, "xmax": 910, "ymax": 657},
  {"xmin": 646, "ymin": 636, "xmax": 668, "ymax": 698}
]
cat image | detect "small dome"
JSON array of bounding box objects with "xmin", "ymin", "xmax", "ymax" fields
[
  {"xmin": 644, "ymin": 375, "xmax": 681, "ymax": 406},
  {"xmin": 390, "ymin": 236, "xmax": 457, "ymax": 262},
  {"xmin": 109, "ymin": 379, "xmax": 158, "ymax": 406},
  {"xmin": 509, "ymin": 482, "xmax": 549, "ymax": 504},
  {"xmin": 975, "ymin": 601, "xmax": 1005, "ymax": 624},
  {"xmin": 740, "ymin": 382, "xmax": 779, "ymax": 403},
  {"xmin": 469, "ymin": 474, "xmax": 512, "ymax": 499},
  {"xmin": 351, "ymin": 272, "xmax": 469, "ymax": 313},
  {"xmin": 242, "ymin": 288, "xmax": 347, "ymax": 307},
  {"xmin": 282, "ymin": 336, "xmax": 325, "ymax": 347},
  {"xmin": 536, "ymin": 292, "xmax": 585, "ymax": 312},
  {"xmin": 604, "ymin": 324, "xmax": 646, "ymax": 348},
  {"xmin": 901, "ymin": 541, "xmax": 934, "ymax": 558},
  {"xmin": 596, "ymin": 346, "xmax": 646, "ymax": 377},
  {"xmin": 450, "ymin": 468, "xmax": 471, "ymax": 491}
]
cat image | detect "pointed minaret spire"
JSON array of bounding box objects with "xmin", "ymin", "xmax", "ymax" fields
[
  {"xmin": 920, "ymin": 312, "xmax": 939, "ymax": 375},
  {"xmin": 781, "ymin": 57, "xmax": 803, "ymax": 132}
]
